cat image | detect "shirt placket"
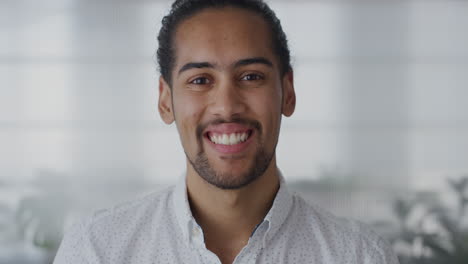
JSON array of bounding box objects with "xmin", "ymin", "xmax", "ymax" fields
[
  {"xmin": 232, "ymin": 221, "xmax": 268, "ymax": 264},
  {"xmin": 190, "ymin": 222, "xmax": 220, "ymax": 264},
  {"xmin": 189, "ymin": 221, "xmax": 268, "ymax": 264}
]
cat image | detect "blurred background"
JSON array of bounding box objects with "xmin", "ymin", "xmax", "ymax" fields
[{"xmin": 1, "ymin": 0, "xmax": 467, "ymax": 263}]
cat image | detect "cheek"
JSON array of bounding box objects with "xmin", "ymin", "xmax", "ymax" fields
[
  {"xmin": 250, "ymin": 88, "xmax": 282, "ymax": 117},
  {"xmin": 246, "ymin": 88, "xmax": 282, "ymax": 140},
  {"xmin": 173, "ymin": 93, "xmax": 206, "ymax": 142},
  {"xmin": 173, "ymin": 91, "xmax": 204, "ymax": 120}
]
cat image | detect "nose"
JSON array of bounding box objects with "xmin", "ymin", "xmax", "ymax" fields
[{"xmin": 209, "ymin": 79, "xmax": 246, "ymax": 119}]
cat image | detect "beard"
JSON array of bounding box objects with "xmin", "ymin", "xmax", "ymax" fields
[
  {"xmin": 188, "ymin": 142, "xmax": 274, "ymax": 190},
  {"xmin": 186, "ymin": 117, "xmax": 275, "ymax": 190}
]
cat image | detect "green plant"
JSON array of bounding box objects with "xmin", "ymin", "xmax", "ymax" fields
[{"xmin": 391, "ymin": 176, "xmax": 468, "ymax": 264}]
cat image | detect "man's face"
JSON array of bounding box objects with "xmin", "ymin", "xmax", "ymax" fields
[{"xmin": 159, "ymin": 7, "xmax": 295, "ymax": 189}]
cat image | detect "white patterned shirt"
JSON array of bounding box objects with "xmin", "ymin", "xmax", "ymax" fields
[{"xmin": 54, "ymin": 173, "xmax": 400, "ymax": 264}]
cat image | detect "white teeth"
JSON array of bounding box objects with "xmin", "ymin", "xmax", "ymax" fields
[
  {"xmin": 222, "ymin": 134, "xmax": 229, "ymax": 145},
  {"xmin": 229, "ymin": 134, "xmax": 236, "ymax": 145},
  {"xmin": 209, "ymin": 132, "xmax": 250, "ymax": 145},
  {"xmin": 241, "ymin": 133, "xmax": 247, "ymax": 141}
]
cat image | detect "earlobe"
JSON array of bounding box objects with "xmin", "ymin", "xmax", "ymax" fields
[
  {"xmin": 158, "ymin": 76, "xmax": 175, "ymax": 124},
  {"xmin": 282, "ymin": 71, "xmax": 296, "ymax": 117}
]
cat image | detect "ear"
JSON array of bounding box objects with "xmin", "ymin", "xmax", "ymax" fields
[
  {"xmin": 281, "ymin": 71, "xmax": 296, "ymax": 117},
  {"xmin": 158, "ymin": 76, "xmax": 175, "ymax": 124}
]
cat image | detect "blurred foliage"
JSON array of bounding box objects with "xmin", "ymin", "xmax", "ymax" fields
[
  {"xmin": 0, "ymin": 167, "xmax": 152, "ymax": 264},
  {"xmin": 289, "ymin": 168, "xmax": 361, "ymax": 192},
  {"xmin": 389, "ymin": 176, "xmax": 468, "ymax": 264}
]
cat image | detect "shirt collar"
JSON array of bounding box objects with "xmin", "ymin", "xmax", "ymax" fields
[
  {"xmin": 261, "ymin": 170, "xmax": 293, "ymax": 247},
  {"xmin": 173, "ymin": 173, "xmax": 194, "ymax": 243},
  {"xmin": 172, "ymin": 170, "xmax": 293, "ymax": 246}
]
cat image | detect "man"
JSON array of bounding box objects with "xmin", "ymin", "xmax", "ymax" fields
[{"xmin": 54, "ymin": 0, "xmax": 399, "ymax": 263}]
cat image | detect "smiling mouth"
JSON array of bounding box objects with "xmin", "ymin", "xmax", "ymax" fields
[{"xmin": 205, "ymin": 130, "xmax": 254, "ymax": 146}]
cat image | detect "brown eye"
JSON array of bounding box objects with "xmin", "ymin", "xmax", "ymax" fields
[
  {"xmin": 190, "ymin": 77, "xmax": 211, "ymax": 85},
  {"xmin": 241, "ymin": 74, "xmax": 263, "ymax": 81}
]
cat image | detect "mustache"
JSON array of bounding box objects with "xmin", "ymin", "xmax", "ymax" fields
[{"xmin": 196, "ymin": 117, "xmax": 262, "ymax": 139}]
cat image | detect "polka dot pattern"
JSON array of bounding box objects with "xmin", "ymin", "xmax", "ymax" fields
[{"xmin": 54, "ymin": 173, "xmax": 400, "ymax": 264}]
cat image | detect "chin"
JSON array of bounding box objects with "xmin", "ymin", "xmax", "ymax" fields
[{"xmin": 189, "ymin": 142, "xmax": 273, "ymax": 190}]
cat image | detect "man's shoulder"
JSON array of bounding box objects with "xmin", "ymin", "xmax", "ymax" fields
[
  {"xmin": 67, "ymin": 185, "xmax": 177, "ymax": 242},
  {"xmin": 90, "ymin": 185, "xmax": 175, "ymax": 228},
  {"xmin": 288, "ymin": 192, "xmax": 398, "ymax": 262},
  {"xmin": 291, "ymin": 193, "xmax": 377, "ymax": 236},
  {"xmin": 54, "ymin": 186, "xmax": 182, "ymax": 263}
]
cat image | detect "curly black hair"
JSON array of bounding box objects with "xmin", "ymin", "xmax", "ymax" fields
[{"xmin": 157, "ymin": 0, "xmax": 292, "ymax": 86}]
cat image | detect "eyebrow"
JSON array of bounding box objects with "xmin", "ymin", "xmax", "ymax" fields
[
  {"xmin": 178, "ymin": 62, "xmax": 215, "ymax": 75},
  {"xmin": 234, "ymin": 57, "xmax": 273, "ymax": 68},
  {"xmin": 177, "ymin": 57, "xmax": 273, "ymax": 76}
]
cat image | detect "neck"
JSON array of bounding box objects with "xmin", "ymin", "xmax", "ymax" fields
[{"xmin": 186, "ymin": 157, "xmax": 280, "ymax": 258}]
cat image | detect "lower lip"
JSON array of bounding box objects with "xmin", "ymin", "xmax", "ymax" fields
[{"xmin": 205, "ymin": 130, "xmax": 254, "ymax": 154}]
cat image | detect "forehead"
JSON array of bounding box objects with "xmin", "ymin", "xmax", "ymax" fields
[{"xmin": 172, "ymin": 7, "xmax": 277, "ymax": 71}]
